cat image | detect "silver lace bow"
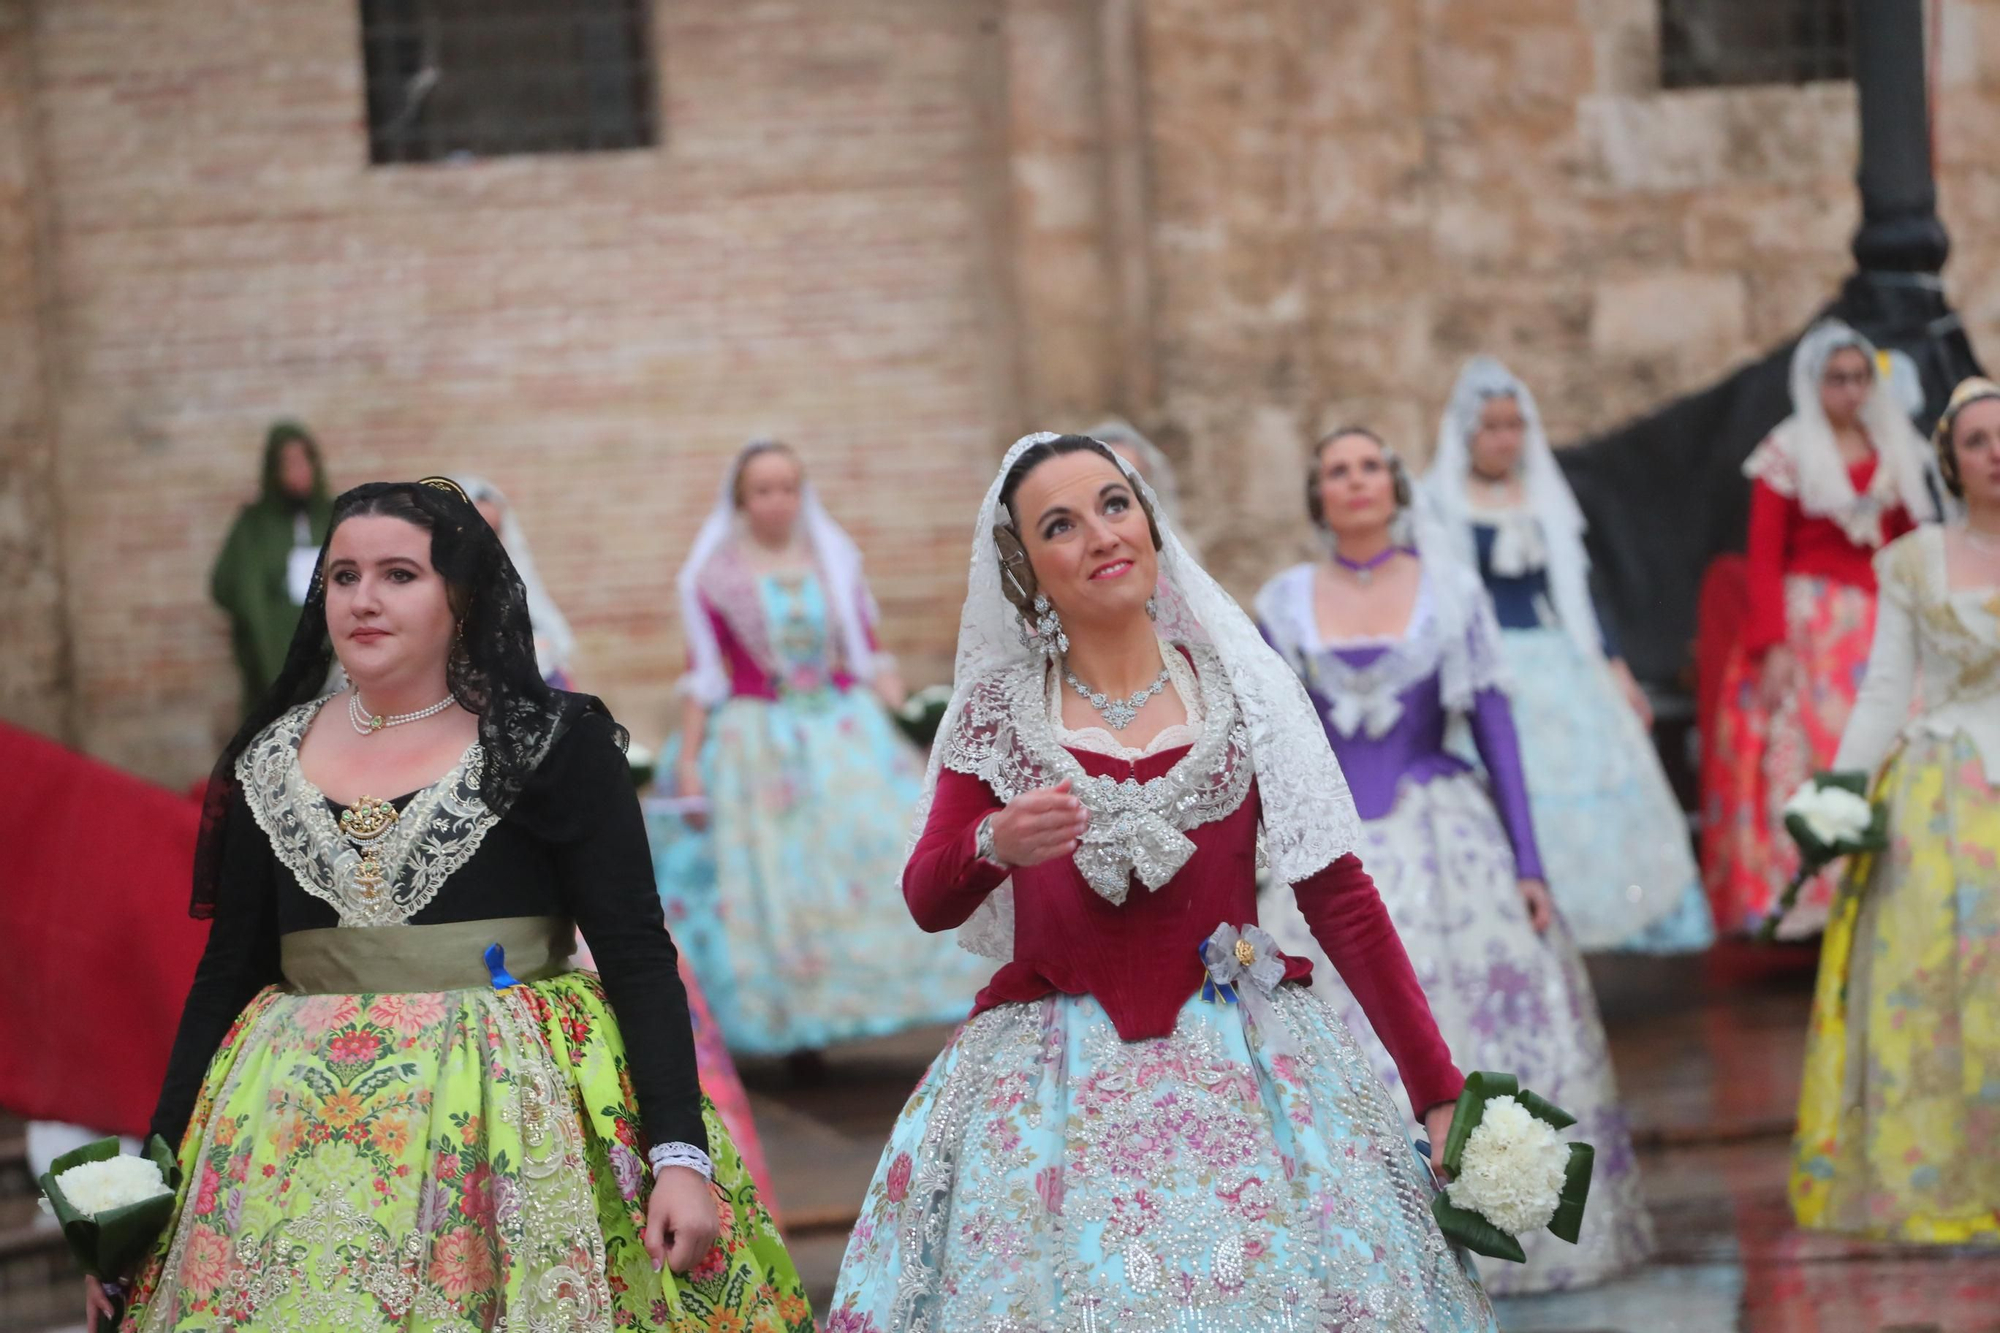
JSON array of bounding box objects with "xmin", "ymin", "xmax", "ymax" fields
[{"xmin": 1071, "ymin": 772, "xmax": 1198, "ymax": 903}]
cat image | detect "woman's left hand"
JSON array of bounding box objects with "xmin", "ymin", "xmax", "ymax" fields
[
  {"xmin": 1422, "ymin": 1102, "xmax": 1456, "ymax": 1180},
  {"xmin": 644, "ymin": 1167, "xmax": 721, "ymax": 1274},
  {"xmin": 1608, "ymin": 659, "xmax": 1653, "ymax": 729},
  {"xmin": 873, "ymin": 669, "xmax": 908, "ymax": 713},
  {"xmin": 1519, "ymin": 878, "xmax": 1554, "ymax": 934}
]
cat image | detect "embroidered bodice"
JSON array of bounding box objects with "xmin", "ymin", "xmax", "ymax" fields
[
  {"xmin": 152, "ymin": 706, "xmax": 707, "ymax": 1155},
  {"xmin": 1255, "ymin": 561, "xmax": 1545, "ymax": 880},
  {"xmin": 238, "ymin": 699, "xmax": 502, "ymax": 927},
  {"xmin": 1836, "ymin": 526, "xmax": 2000, "ymax": 780},
  {"xmin": 902, "ymin": 648, "xmax": 1466, "ymax": 1118}
]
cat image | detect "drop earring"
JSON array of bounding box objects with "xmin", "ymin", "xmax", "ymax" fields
[{"xmin": 1032, "ymin": 593, "xmax": 1069, "ymax": 658}]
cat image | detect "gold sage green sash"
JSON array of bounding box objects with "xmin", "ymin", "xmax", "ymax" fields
[{"xmin": 281, "ymin": 916, "xmax": 577, "ymax": 995}]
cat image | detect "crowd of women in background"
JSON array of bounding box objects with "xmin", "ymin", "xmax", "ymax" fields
[{"xmin": 89, "ymin": 316, "xmax": 1994, "ymax": 1331}]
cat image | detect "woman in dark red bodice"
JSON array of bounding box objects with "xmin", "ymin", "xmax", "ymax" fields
[{"xmin": 827, "ymin": 432, "xmax": 1496, "ymax": 1333}]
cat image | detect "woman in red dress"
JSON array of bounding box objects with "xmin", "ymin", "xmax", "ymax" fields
[{"xmin": 1702, "ymin": 320, "xmax": 1937, "ymax": 936}]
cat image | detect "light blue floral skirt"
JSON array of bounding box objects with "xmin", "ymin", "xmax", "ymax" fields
[
  {"xmin": 1496, "ymin": 627, "xmax": 1713, "ymax": 953},
  {"xmin": 829, "ymin": 986, "xmax": 1496, "ymax": 1333},
  {"xmin": 650, "ymin": 686, "xmax": 989, "ymax": 1055}
]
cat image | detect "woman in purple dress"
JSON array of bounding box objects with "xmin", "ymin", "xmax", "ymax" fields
[{"xmin": 1255, "ymin": 427, "xmax": 1651, "ymax": 1295}]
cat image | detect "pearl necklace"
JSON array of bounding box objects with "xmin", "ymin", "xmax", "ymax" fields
[
  {"xmin": 348, "ymin": 688, "xmax": 456, "ymax": 736},
  {"xmin": 1064, "ymin": 662, "xmax": 1173, "ymax": 731}
]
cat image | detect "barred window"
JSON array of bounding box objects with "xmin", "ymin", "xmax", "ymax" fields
[
  {"xmin": 1659, "ymin": 0, "xmax": 1851, "ymax": 90},
  {"xmin": 360, "ymin": 0, "xmax": 657, "ymax": 165}
]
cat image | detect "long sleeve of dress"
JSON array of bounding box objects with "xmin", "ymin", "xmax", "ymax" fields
[
  {"xmin": 1290, "ymin": 853, "xmax": 1464, "ymax": 1118},
  {"xmin": 1468, "ymin": 687, "xmax": 1547, "ymax": 882},
  {"xmin": 1832, "ymin": 576, "xmax": 1917, "ymax": 780},
  {"xmin": 903, "ymin": 767, "xmax": 1007, "ymax": 931},
  {"xmin": 150, "ymin": 787, "xmax": 282, "ymax": 1147},
  {"xmin": 1743, "ymin": 478, "xmax": 1794, "ymax": 657},
  {"xmin": 551, "ymin": 715, "xmax": 709, "ymax": 1154}
]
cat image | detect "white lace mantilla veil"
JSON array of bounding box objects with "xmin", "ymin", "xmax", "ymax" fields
[
  {"xmin": 452, "ymin": 474, "xmax": 578, "ymax": 681},
  {"xmin": 1743, "ymin": 319, "xmax": 1939, "ymax": 545},
  {"xmin": 674, "ymin": 440, "xmax": 881, "ymax": 708},
  {"xmin": 923, "ymin": 432, "xmax": 1363, "ymax": 959},
  {"xmin": 1424, "ymin": 356, "xmax": 1603, "ymax": 662}
]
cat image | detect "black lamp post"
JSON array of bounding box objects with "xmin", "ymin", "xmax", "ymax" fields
[{"xmin": 1839, "ymin": 0, "xmax": 1981, "ymax": 424}]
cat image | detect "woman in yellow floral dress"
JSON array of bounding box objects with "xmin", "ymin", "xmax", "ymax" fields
[
  {"xmin": 95, "ymin": 479, "xmax": 811, "ymax": 1332},
  {"xmin": 1791, "ymin": 379, "xmax": 2000, "ymax": 1244}
]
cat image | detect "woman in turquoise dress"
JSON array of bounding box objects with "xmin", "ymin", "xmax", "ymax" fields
[
  {"xmin": 655, "ymin": 441, "xmax": 988, "ymax": 1057},
  {"xmin": 1425, "ymin": 358, "xmax": 1713, "ymax": 953}
]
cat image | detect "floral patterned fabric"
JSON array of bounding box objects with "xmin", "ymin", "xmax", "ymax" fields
[
  {"xmin": 1488, "ymin": 627, "xmax": 1712, "ymax": 953},
  {"xmin": 830, "ymin": 987, "xmax": 1496, "ymax": 1333},
  {"xmin": 652, "ymin": 571, "xmax": 989, "ymax": 1055},
  {"xmin": 1261, "ymin": 772, "xmax": 1653, "ymax": 1296},
  {"xmin": 1790, "ymin": 733, "xmax": 2000, "ymax": 1244},
  {"xmin": 1703, "ymin": 575, "xmax": 1879, "ymax": 936},
  {"xmin": 122, "ymin": 971, "xmax": 812, "ymax": 1333}
]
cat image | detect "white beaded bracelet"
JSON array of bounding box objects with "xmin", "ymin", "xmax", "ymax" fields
[{"xmin": 648, "ymin": 1141, "xmax": 715, "ymax": 1181}]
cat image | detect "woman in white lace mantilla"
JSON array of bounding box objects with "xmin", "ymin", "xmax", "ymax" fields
[
  {"xmin": 1254, "ymin": 427, "xmax": 1651, "ymax": 1295},
  {"xmin": 1791, "ymin": 378, "xmax": 2000, "ymax": 1245},
  {"xmin": 1703, "ymin": 320, "xmax": 1939, "ymax": 937},
  {"xmin": 651, "ymin": 440, "xmax": 989, "ymax": 1058},
  {"xmin": 1425, "ymin": 358, "xmax": 1712, "ymax": 954},
  {"xmin": 828, "ymin": 433, "xmax": 1495, "ymax": 1333}
]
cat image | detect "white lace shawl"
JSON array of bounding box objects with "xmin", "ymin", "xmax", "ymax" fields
[
  {"xmin": 923, "ymin": 433, "xmax": 1362, "ymax": 959},
  {"xmin": 1253, "ymin": 557, "xmax": 1506, "ymax": 741},
  {"xmin": 1424, "ymin": 356, "xmax": 1602, "ymax": 660},
  {"xmin": 1742, "ymin": 319, "xmax": 1938, "ymax": 546},
  {"xmin": 452, "ymin": 474, "xmax": 578, "ymax": 682}
]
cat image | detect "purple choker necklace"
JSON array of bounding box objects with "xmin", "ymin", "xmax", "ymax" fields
[{"xmin": 1334, "ymin": 546, "xmax": 1405, "ymax": 586}]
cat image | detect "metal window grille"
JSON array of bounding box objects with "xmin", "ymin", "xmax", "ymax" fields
[
  {"xmin": 359, "ymin": 0, "xmax": 657, "ymax": 165},
  {"xmin": 1659, "ymin": 0, "xmax": 1852, "ymax": 90}
]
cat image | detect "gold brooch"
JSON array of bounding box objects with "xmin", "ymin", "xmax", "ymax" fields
[
  {"xmin": 339, "ymin": 796, "xmax": 399, "ymax": 842},
  {"xmin": 1234, "ymin": 937, "xmax": 1257, "ymax": 967}
]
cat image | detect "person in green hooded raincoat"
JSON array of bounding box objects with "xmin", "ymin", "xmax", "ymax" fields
[{"xmin": 210, "ymin": 421, "xmax": 333, "ymax": 714}]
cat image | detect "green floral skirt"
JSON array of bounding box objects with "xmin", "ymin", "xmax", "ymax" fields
[{"xmin": 124, "ymin": 972, "xmax": 813, "ymax": 1332}]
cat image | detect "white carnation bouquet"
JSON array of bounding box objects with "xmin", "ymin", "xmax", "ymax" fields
[
  {"xmin": 1763, "ymin": 770, "xmax": 1887, "ymax": 941},
  {"xmin": 37, "ymin": 1135, "xmax": 181, "ymax": 1332},
  {"xmin": 1425, "ymin": 1072, "xmax": 1593, "ymax": 1263}
]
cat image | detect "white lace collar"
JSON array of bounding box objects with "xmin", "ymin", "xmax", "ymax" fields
[
  {"xmin": 1048, "ymin": 640, "xmax": 1205, "ymax": 760},
  {"xmin": 236, "ymin": 698, "xmax": 501, "ymax": 927},
  {"xmin": 940, "ymin": 642, "xmax": 1253, "ymax": 906}
]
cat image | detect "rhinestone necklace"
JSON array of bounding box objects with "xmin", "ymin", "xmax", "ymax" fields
[
  {"xmin": 348, "ymin": 688, "xmax": 456, "ymax": 736},
  {"xmin": 1064, "ymin": 663, "xmax": 1173, "ymax": 731}
]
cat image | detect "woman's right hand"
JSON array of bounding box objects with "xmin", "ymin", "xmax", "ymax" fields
[
  {"xmin": 986, "ymin": 779, "xmax": 1089, "ymax": 868},
  {"xmin": 675, "ymin": 759, "xmax": 707, "ymax": 831},
  {"xmin": 84, "ymin": 1278, "xmax": 120, "ymax": 1329},
  {"xmin": 1758, "ymin": 646, "xmax": 1798, "ymax": 712}
]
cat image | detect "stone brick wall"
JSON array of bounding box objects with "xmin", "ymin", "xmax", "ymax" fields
[
  {"xmin": 7, "ymin": 0, "xmax": 1999, "ymax": 782},
  {"xmin": 22, "ymin": 0, "xmax": 1018, "ymax": 781},
  {"xmin": 1146, "ymin": 0, "xmax": 2000, "ymax": 589},
  {"xmin": 0, "ymin": 1, "xmax": 66, "ymax": 739}
]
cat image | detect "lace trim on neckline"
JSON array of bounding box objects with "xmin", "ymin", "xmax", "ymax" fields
[
  {"xmin": 236, "ymin": 698, "xmax": 501, "ymax": 927},
  {"xmin": 940, "ymin": 642, "xmax": 1253, "ymax": 906},
  {"xmin": 1049, "ymin": 640, "xmax": 1205, "ymax": 760}
]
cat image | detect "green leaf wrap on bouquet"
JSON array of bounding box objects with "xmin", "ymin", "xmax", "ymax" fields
[
  {"xmin": 894, "ymin": 686, "xmax": 953, "ymax": 748},
  {"xmin": 37, "ymin": 1134, "xmax": 181, "ymax": 1281},
  {"xmin": 1763, "ymin": 769, "xmax": 1891, "ymax": 941},
  {"xmin": 1549, "ymin": 1143, "xmax": 1596, "ymax": 1244},
  {"xmin": 1428, "ymin": 1071, "xmax": 1593, "ymax": 1263}
]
